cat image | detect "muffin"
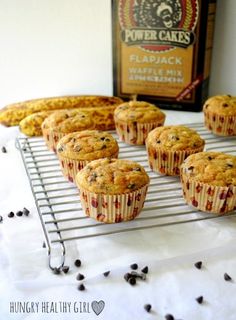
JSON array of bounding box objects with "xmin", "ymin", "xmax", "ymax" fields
[
  {"xmin": 57, "ymin": 130, "xmax": 119, "ymax": 183},
  {"xmin": 146, "ymin": 125, "xmax": 205, "ymax": 175},
  {"xmin": 114, "ymin": 101, "xmax": 166, "ymax": 145},
  {"xmin": 203, "ymin": 95, "xmax": 236, "ymax": 136},
  {"xmin": 75, "ymin": 158, "xmax": 150, "ymax": 223},
  {"xmin": 180, "ymin": 151, "xmax": 236, "ymax": 214}
]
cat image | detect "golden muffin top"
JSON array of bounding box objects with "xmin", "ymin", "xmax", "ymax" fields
[
  {"xmin": 114, "ymin": 101, "xmax": 165, "ymax": 123},
  {"xmin": 76, "ymin": 158, "xmax": 150, "ymax": 194},
  {"xmin": 57, "ymin": 130, "xmax": 119, "ymax": 160},
  {"xmin": 181, "ymin": 151, "xmax": 236, "ymax": 187},
  {"xmin": 203, "ymin": 95, "xmax": 236, "ymax": 116},
  {"xmin": 146, "ymin": 125, "xmax": 205, "ymax": 151}
]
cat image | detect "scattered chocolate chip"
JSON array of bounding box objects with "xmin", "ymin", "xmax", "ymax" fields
[
  {"xmin": 8, "ymin": 211, "xmax": 14, "ymax": 218},
  {"xmin": 205, "ymin": 104, "xmax": 209, "ymax": 109},
  {"xmin": 188, "ymin": 166, "xmax": 194, "ymax": 171},
  {"xmin": 124, "ymin": 273, "xmax": 132, "ymax": 282},
  {"xmin": 133, "ymin": 167, "xmax": 141, "ymax": 171},
  {"xmin": 16, "ymin": 210, "xmax": 23, "ymax": 217},
  {"xmin": 194, "ymin": 261, "xmax": 202, "ymax": 269},
  {"xmin": 1, "ymin": 146, "xmax": 7, "ymax": 153},
  {"xmin": 165, "ymin": 314, "xmax": 174, "ymax": 320},
  {"xmin": 131, "ymin": 271, "xmax": 146, "ymax": 280},
  {"xmin": 208, "ymin": 156, "xmax": 213, "ymax": 160},
  {"xmin": 22, "ymin": 207, "xmax": 30, "ymax": 216},
  {"xmin": 130, "ymin": 263, "xmax": 138, "ymax": 270},
  {"xmin": 103, "ymin": 271, "xmax": 110, "ymax": 277},
  {"xmin": 223, "ymin": 103, "xmax": 229, "ymax": 107},
  {"xmin": 128, "ymin": 276, "xmax": 136, "ymax": 286},
  {"xmin": 62, "ymin": 266, "xmax": 70, "ymax": 274},
  {"xmin": 52, "ymin": 267, "xmax": 61, "ymax": 275},
  {"xmin": 144, "ymin": 304, "xmax": 152, "ymax": 313},
  {"xmin": 156, "ymin": 140, "xmax": 161, "ymax": 144},
  {"xmin": 224, "ymin": 273, "xmax": 232, "ymax": 281},
  {"xmin": 141, "ymin": 266, "xmax": 149, "ymax": 274},
  {"xmin": 74, "ymin": 259, "xmax": 82, "ymax": 267},
  {"xmin": 76, "ymin": 273, "xmax": 85, "ymax": 281},
  {"xmin": 0, "ymin": 215, "xmax": 3, "ymax": 222},
  {"xmin": 42, "ymin": 241, "xmax": 46, "ymax": 248},
  {"xmin": 196, "ymin": 296, "xmax": 203, "ymax": 304},
  {"xmin": 88, "ymin": 172, "xmax": 97, "ymax": 182},
  {"xmin": 78, "ymin": 284, "xmax": 85, "ymax": 291},
  {"xmin": 101, "ymin": 144, "xmax": 107, "ymax": 150},
  {"xmin": 57, "ymin": 146, "xmax": 64, "ymax": 153},
  {"xmin": 227, "ymin": 163, "xmax": 233, "ymax": 168}
]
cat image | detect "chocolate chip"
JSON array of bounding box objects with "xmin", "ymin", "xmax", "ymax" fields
[
  {"xmin": 144, "ymin": 304, "xmax": 152, "ymax": 313},
  {"xmin": 133, "ymin": 167, "xmax": 141, "ymax": 171},
  {"xmin": 62, "ymin": 266, "xmax": 70, "ymax": 274},
  {"xmin": 131, "ymin": 271, "xmax": 146, "ymax": 280},
  {"xmin": 227, "ymin": 163, "xmax": 233, "ymax": 168},
  {"xmin": 8, "ymin": 211, "xmax": 14, "ymax": 218},
  {"xmin": 128, "ymin": 184, "xmax": 136, "ymax": 190},
  {"xmin": 156, "ymin": 140, "xmax": 161, "ymax": 144},
  {"xmin": 22, "ymin": 207, "xmax": 30, "ymax": 216},
  {"xmin": 101, "ymin": 144, "xmax": 107, "ymax": 150},
  {"xmin": 1, "ymin": 146, "xmax": 7, "ymax": 153},
  {"xmin": 165, "ymin": 314, "xmax": 174, "ymax": 320},
  {"xmin": 196, "ymin": 296, "xmax": 203, "ymax": 304},
  {"xmin": 224, "ymin": 273, "xmax": 232, "ymax": 281},
  {"xmin": 16, "ymin": 211, "xmax": 23, "ymax": 217},
  {"xmin": 103, "ymin": 271, "xmax": 110, "ymax": 277},
  {"xmin": 124, "ymin": 273, "xmax": 132, "ymax": 282},
  {"xmin": 78, "ymin": 284, "xmax": 85, "ymax": 291},
  {"xmin": 74, "ymin": 259, "xmax": 82, "ymax": 267},
  {"xmin": 128, "ymin": 276, "xmax": 136, "ymax": 286},
  {"xmin": 227, "ymin": 94, "xmax": 232, "ymax": 97},
  {"xmin": 141, "ymin": 266, "xmax": 149, "ymax": 274},
  {"xmin": 57, "ymin": 146, "xmax": 64, "ymax": 153},
  {"xmin": 42, "ymin": 241, "xmax": 46, "ymax": 248},
  {"xmin": 52, "ymin": 267, "xmax": 61, "ymax": 275},
  {"xmin": 188, "ymin": 166, "xmax": 194, "ymax": 171},
  {"xmin": 205, "ymin": 104, "xmax": 209, "ymax": 109},
  {"xmin": 0, "ymin": 216, "xmax": 3, "ymax": 222},
  {"xmin": 130, "ymin": 263, "xmax": 138, "ymax": 270},
  {"xmin": 76, "ymin": 273, "xmax": 85, "ymax": 281},
  {"xmin": 208, "ymin": 156, "xmax": 213, "ymax": 160},
  {"xmin": 88, "ymin": 172, "xmax": 97, "ymax": 182},
  {"xmin": 223, "ymin": 103, "xmax": 229, "ymax": 107},
  {"xmin": 194, "ymin": 261, "xmax": 202, "ymax": 269},
  {"xmin": 73, "ymin": 145, "xmax": 81, "ymax": 152}
]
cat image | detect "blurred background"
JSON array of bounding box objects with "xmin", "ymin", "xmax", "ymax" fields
[{"xmin": 0, "ymin": 0, "xmax": 235, "ymax": 106}]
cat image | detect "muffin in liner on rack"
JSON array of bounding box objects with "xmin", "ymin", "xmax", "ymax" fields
[
  {"xmin": 180, "ymin": 151, "xmax": 236, "ymax": 214},
  {"xmin": 75, "ymin": 158, "xmax": 150, "ymax": 223},
  {"xmin": 114, "ymin": 100, "xmax": 166, "ymax": 145},
  {"xmin": 146, "ymin": 125, "xmax": 205, "ymax": 176},
  {"xmin": 56, "ymin": 130, "xmax": 119, "ymax": 183},
  {"xmin": 203, "ymin": 95, "xmax": 236, "ymax": 136}
]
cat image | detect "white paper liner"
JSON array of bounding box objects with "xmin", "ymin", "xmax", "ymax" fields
[
  {"xmin": 146, "ymin": 146, "xmax": 204, "ymax": 176},
  {"xmin": 204, "ymin": 111, "xmax": 236, "ymax": 136},
  {"xmin": 181, "ymin": 173, "xmax": 236, "ymax": 214},
  {"xmin": 77, "ymin": 184, "xmax": 149, "ymax": 223},
  {"xmin": 114, "ymin": 118, "xmax": 165, "ymax": 145}
]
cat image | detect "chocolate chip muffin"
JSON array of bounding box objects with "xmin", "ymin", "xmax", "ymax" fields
[
  {"xmin": 57, "ymin": 130, "xmax": 119, "ymax": 183},
  {"xmin": 76, "ymin": 158, "xmax": 150, "ymax": 223},
  {"xmin": 146, "ymin": 125, "xmax": 205, "ymax": 175},
  {"xmin": 180, "ymin": 151, "xmax": 236, "ymax": 214},
  {"xmin": 114, "ymin": 100, "xmax": 166, "ymax": 145},
  {"xmin": 203, "ymin": 95, "xmax": 236, "ymax": 136}
]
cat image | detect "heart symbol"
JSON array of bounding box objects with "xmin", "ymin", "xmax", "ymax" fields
[{"xmin": 91, "ymin": 300, "xmax": 105, "ymax": 316}]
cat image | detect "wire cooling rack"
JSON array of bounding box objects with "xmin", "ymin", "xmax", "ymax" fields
[{"xmin": 16, "ymin": 123, "xmax": 236, "ymax": 269}]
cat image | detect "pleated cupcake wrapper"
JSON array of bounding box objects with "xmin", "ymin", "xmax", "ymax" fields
[
  {"xmin": 77, "ymin": 184, "xmax": 149, "ymax": 223},
  {"xmin": 114, "ymin": 118, "xmax": 165, "ymax": 145},
  {"xmin": 58, "ymin": 151, "xmax": 119, "ymax": 184},
  {"xmin": 204, "ymin": 111, "xmax": 236, "ymax": 136},
  {"xmin": 42, "ymin": 128, "xmax": 65, "ymax": 152},
  {"xmin": 146, "ymin": 146, "xmax": 204, "ymax": 176},
  {"xmin": 58, "ymin": 156, "xmax": 89, "ymax": 183},
  {"xmin": 180, "ymin": 173, "xmax": 236, "ymax": 214}
]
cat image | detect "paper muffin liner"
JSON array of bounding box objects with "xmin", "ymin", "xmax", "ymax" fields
[
  {"xmin": 114, "ymin": 118, "xmax": 165, "ymax": 145},
  {"xmin": 58, "ymin": 151, "xmax": 119, "ymax": 183},
  {"xmin": 180, "ymin": 173, "xmax": 236, "ymax": 214},
  {"xmin": 77, "ymin": 184, "xmax": 149, "ymax": 223},
  {"xmin": 146, "ymin": 146, "xmax": 204, "ymax": 176},
  {"xmin": 204, "ymin": 110, "xmax": 236, "ymax": 136},
  {"xmin": 42, "ymin": 127, "xmax": 65, "ymax": 152}
]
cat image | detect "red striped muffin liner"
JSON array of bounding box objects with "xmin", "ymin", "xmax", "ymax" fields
[
  {"xmin": 114, "ymin": 118, "xmax": 165, "ymax": 145},
  {"xmin": 204, "ymin": 111, "xmax": 236, "ymax": 136},
  {"xmin": 42, "ymin": 128, "xmax": 65, "ymax": 152},
  {"xmin": 146, "ymin": 146, "xmax": 204, "ymax": 176},
  {"xmin": 77, "ymin": 184, "xmax": 149, "ymax": 223},
  {"xmin": 180, "ymin": 173, "xmax": 236, "ymax": 214}
]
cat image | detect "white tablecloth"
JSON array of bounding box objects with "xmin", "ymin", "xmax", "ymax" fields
[{"xmin": 1, "ymin": 110, "xmax": 236, "ymax": 320}]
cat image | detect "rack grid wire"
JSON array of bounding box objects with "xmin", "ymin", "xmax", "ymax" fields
[{"xmin": 16, "ymin": 123, "xmax": 236, "ymax": 269}]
